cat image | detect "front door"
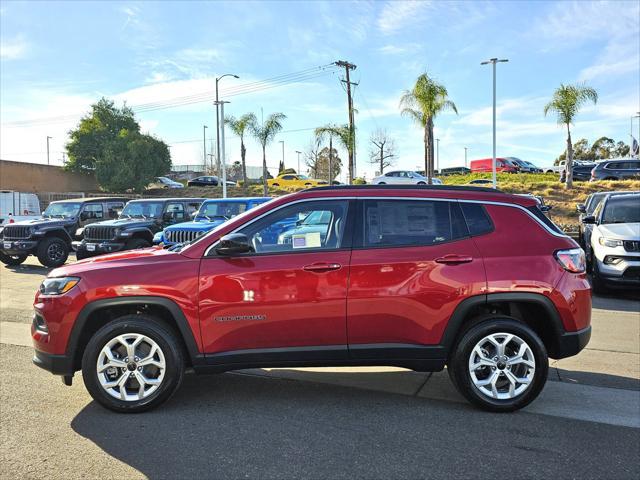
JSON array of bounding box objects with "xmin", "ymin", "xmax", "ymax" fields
[
  {"xmin": 347, "ymin": 198, "xmax": 486, "ymax": 358},
  {"xmin": 198, "ymin": 199, "xmax": 354, "ymax": 363}
]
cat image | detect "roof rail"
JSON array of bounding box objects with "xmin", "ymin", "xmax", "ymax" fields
[{"xmin": 307, "ymin": 184, "xmax": 503, "ymax": 194}]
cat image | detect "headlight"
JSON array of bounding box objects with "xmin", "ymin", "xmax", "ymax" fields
[
  {"xmin": 598, "ymin": 237, "xmax": 623, "ymax": 248},
  {"xmin": 39, "ymin": 277, "xmax": 80, "ymax": 295},
  {"xmin": 75, "ymin": 228, "xmax": 84, "ymax": 236}
]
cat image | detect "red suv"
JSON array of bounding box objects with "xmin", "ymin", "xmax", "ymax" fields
[{"xmin": 32, "ymin": 186, "xmax": 591, "ymax": 413}]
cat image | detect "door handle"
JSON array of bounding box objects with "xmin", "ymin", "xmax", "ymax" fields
[
  {"xmin": 435, "ymin": 255, "xmax": 473, "ymax": 265},
  {"xmin": 303, "ymin": 262, "xmax": 342, "ymax": 272}
]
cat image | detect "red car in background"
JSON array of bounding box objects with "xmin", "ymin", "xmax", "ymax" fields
[{"xmin": 470, "ymin": 157, "xmax": 519, "ymax": 173}]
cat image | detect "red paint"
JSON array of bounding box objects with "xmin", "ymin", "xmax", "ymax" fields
[{"xmin": 470, "ymin": 158, "xmax": 518, "ymax": 173}]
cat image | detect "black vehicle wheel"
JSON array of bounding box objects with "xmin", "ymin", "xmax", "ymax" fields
[
  {"xmin": 377, "ymin": 182, "xmax": 386, "ymax": 185},
  {"xmin": 272, "ymin": 183, "xmax": 279, "ymax": 187},
  {"xmin": 81, "ymin": 315, "xmax": 185, "ymax": 413},
  {"xmin": 125, "ymin": 238, "xmax": 151, "ymax": 250},
  {"xmin": 0, "ymin": 251, "xmax": 28, "ymax": 266},
  {"xmin": 591, "ymin": 253, "xmax": 608, "ymax": 295},
  {"xmin": 36, "ymin": 237, "xmax": 69, "ymax": 268},
  {"xmin": 417, "ymin": 181, "xmax": 426, "ymax": 185},
  {"xmin": 305, "ymin": 183, "xmax": 312, "ymax": 187},
  {"xmin": 75, "ymin": 248, "xmax": 93, "ymax": 261},
  {"xmin": 448, "ymin": 318, "xmax": 548, "ymax": 412}
]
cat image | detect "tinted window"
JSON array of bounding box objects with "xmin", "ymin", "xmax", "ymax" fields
[
  {"xmin": 122, "ymin": 201, "xmax": 164, "ymax": 218},
  {"xmin": 602, "ymin": 196, "xmax": 640, "ymax": 224},
  {"xmin": 239, "ymin": 200, "xmax": 349, "ymax": 254},
  {"xmin": 165, "ymin": 203, "xmax": 185, "ymax": 221},
  {"xmin": 526, "ymin": 205, "xmax": 563, "ymax": 234},
  {"xmin": 106, "ymin": 202, "xmax": 124, "ymax": 218},
  {"xmin": 606, "ymin": 162, "xmax": 623, "ymax": 169},
  {"xmin": 460, "ymin": 203, "xmax": 493, "ymax": 236},
  {"xmin": 82, "ymin": 203, "xmax": 104, "ymax": 219},
  {"xmin": 362, "ymin": 200, "xmax": 464, "ymax": 247},
  {"xmin": 201, "ymin": 201, "xmax": 247, "ymax": 218}
]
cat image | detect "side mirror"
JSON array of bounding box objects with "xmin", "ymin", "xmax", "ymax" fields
[
  {"xmin": 576, "ymin": 204, "xmax": 586, "ymax": 213},
  {"xmin": 540, "ymin": 205, "xmax": 552, "ymax": 212},
  {"xmin": 216, "ymin": 233, "xmax": 253, "ymax": 256},
  {"xmin": 582, "ymin": 215, "xmax": 596, "ymax": 224},
  {"xmin": 79, "ymin": 211, "xmax": 90, "ymax": 220}
]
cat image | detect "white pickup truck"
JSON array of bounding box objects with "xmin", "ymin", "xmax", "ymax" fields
[
  {"xmin": 0, "ymin": 191, "xmax": 41, "ymax": 224},
  {"xmin": 546, "ymin": 160, "xmax": 596, "ymax": 174}
]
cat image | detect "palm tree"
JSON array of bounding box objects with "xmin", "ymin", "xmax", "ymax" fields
[
  {"xmin": 225, "ymin": 113, "xmax": 256, "ymax": 188},
  {"xmin": 544, "ymin": 83, "xmax": 598, "ymax": 189},
  {"xmin": 250, "ymin": 112, "xmax": 286, "ymax": 195},
  {"xmin": 315, "ymin": 124, "xmax": 353, "ymax": 183},
  {"xmin": 400, "ymin": 73, "xmax": 457, "ymax": 184}
]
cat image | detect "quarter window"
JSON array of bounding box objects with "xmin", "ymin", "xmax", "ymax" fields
[
  {"xmin": 82, "ymin": 203, "xmax": 104, "ymax": 219},
  {"xmin": 106, "ymin": 202, "xmax": 124, "ymax": 219},
  {"xmin": 238, "ymin": 200, "xmax": 349, "ymax": 254},
  {"xmin": 460, "ymin": 203, "xmax": 493, "ymax": 236},
  {"xmin": 362, "ymin": 200, "xmax": 466, "ymax": 247}
]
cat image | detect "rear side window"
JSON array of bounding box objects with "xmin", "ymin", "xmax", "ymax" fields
[
  {"xmin": 362, "ymin": 200, "xmax": 466, "ymax": 248},
  {"xmin": 460, "ymin": 203, "xmax": 493, "ymax": 236},
  {"xmin": 526, "ymin": 205, "xmax": 563, "ymax": 234}
]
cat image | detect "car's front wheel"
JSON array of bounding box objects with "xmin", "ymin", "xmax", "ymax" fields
[
  {"xmin": 0, "ymin": 251, "xmax": 28, "ymax": 266},
  {"xmin": 37, "ymin": 237, "xmax": 69, "ymax": 267},
  {"xmin": 82, "ymin": 315, "xmax": 185, "ymax": 413},
  {"xmin": 448, "ymin": 318, "xmax": 548, "ymax": 412}
]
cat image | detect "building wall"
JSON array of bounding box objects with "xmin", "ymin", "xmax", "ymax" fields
[{"xmin": 0, "ymin": 160, "xmax": 99, "ymax": 193}]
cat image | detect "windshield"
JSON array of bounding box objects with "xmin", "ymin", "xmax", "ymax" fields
[
  {"xmin": 297, "ymin": 174, "xmax": 309, "ymax": 180},
  {"xmin": 121, "ymin": 201, "xmax": 164, "ymax": 219},
  {"xmin": 301, "ymin": 210, "xmax": 331, "ymax": 225},
  {"xmin": 602, "ymin": 196, "xmax": 640, "ymax": 224},
  {"xmin": 199, "ymin": 202, "xmax": 247, "ymax": 218},
  {"xmin": 43, "ymin": 202, "xmax": 81, "ymax": 218}
]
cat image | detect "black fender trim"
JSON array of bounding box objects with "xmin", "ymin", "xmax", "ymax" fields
[
  {"xmin": 39, "ymin": 227, "xmax": 73, "ymax": 243},
  {"xmin": 67, "ymin": 296, "xmax": 203, "ymax": 369},
  {"xmin": 440, "ymin": 292, "xmax": 583, "ymax": 359}
]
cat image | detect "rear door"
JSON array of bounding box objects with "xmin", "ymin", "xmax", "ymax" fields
[{"xmin": 347, "ymin": 198, "xmax": 486, "ymax": 358}]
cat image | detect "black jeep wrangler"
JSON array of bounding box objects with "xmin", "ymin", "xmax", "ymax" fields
[
  {"xmin": 74, "ymin": 198, "xmax": 204, "ymax": 259},
  {"xmin": 0, "ymin": 197, "xmax": 127, "ymax": 267}
]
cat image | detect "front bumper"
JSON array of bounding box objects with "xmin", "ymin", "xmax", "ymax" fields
[
  {"xmin": 1, "ymin": 239, "xmax": 38, "ymax": 255},
  {"xmin": 75, "ymin": 240, "xmax": 126, "ymax": 255},
  {"xmin": 597, "ymin": 254, "xmax": 640, "ymax": 287},
  {"xmin": 33, "ymin": 349, "xmax": 75, "ymax": 376}
]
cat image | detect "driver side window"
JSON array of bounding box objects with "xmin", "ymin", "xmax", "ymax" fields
[{"xmin": 238, "ymin": 200, "xmax": 350, "ymax": 254}]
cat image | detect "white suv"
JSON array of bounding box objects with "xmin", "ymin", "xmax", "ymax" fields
[
  {"xmin": 372, "ymin": 170, "xmax": 442, "ymax": 185},
  {"xmin": 584, "ymin": 192, "xmax": 640, "ymax": 293}
]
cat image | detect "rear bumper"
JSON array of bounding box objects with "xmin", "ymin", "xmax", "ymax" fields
[
  {"xmin": 553, "ymin": 326, "xmax": 591, "ymax": 359},
  {"xmin": 33, "ymin": 349, "xmax": 75, "ymax": 376}
]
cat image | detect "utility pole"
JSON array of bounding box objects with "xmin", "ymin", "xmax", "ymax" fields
[
  {"xmin": 335, "ymin": 60, "xmax": 357, "ymax": 184},
  {"xmin": 215, "ymin": 73, "xmax": 239, "ymax": 175},
  {"xmin": 464, "ymin": 147, "xmax": 468, "ymax": 168},
  {"xmin": 203, "ymin": 125, "xmax": 208, "ymax": 168},
  {"xmin": 295, "ymin": 150, "xmax": 302, "ymax": 174},
  {"xmin": 436, "ymin": 138, "xmax": 440, "ymax": 173},
  {"xmin": 218, "ymin": 101, "xmax": 230, "ymax": 198},
  {"xmin": 279, "ymin": 140, "xmax": 285, "ymax": 172},
  {"xmin": 481, "ymin": 57, "xmax": 508, "ymax": 189},
  {"xmin": 46, "ymin": 136, "xmax": 52, "ymax": 165},
  {"xmin": 329, "ymin": 136, "xmax": 333, "ymax": 183}
]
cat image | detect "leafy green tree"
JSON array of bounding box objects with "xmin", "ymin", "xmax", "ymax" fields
[
  {"xmin": 97, "ymin": 130, "xmax": 171, "ymax": 192},
  {"xmin": 250, "ymin": 112, "xmax": 286, "ymax": 195},
  {"xmin": 400, "ymin": 73, "xmax": 457, "ymax": 184},
  {"xmin": 66, "ymin": 98, "xmax": 140, "ymax": 172},
  {"xmin": 225, "ymin": 113, "xmax": 256, "ymax": 188},
  {"xmin": 315, "ymin": 124, "xmax": 352, "ymax": 182},
  {"xmin": 613, "ymin": 141, "xmax": 630, "ymax": 158},
  {"xmin": 591, "ymin": 136, "xmax": 615, "ymax": 159},
  {"xmin": 544, "ymin": 83, "xmax": 598, "ymax": 188}
]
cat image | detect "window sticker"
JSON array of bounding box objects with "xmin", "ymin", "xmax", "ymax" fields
[{"xmin": 292, "ymin": 231, "xmax": 322, "ymax": 249}]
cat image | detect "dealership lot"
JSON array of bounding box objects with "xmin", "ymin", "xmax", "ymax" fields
[{"xmin": 1, "ymin": 257, "xmax": 639, "ymax": 478}]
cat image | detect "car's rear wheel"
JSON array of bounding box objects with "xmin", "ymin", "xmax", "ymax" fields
[
  {"xmin": 448, "ymin": 318, "xmax": 548, "ymax": 412},
  {"xmin": 272, "ymin": 183, "xmax": 279, "ymax": 187},
  {"xmin": 125, "ymin": 238, "xmax": 151, "ymax": 250},
  {"xmin": 82, "ymin": 315, "xmax": 185, "ymax": 413},
  {"xmin": 377, "ymin": 182, "xmax": 386, "ymax": 185},
  {"xmin": 0, "ymin": 251, "xmax": 28, "ymax": 266},
  {"xmin": 37, "ymin": 237, "xmax": 69, "ymax": 268},
  {"xmin": 417, "ymin": 181, "xmax": 426, "ymax": 185}
]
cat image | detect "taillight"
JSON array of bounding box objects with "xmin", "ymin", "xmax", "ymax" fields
[{"xmin": 554, "ymin": 248, "xmax": 586, "ymax": 273}]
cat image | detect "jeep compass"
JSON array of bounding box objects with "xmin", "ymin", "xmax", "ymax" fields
[{"xmin": 32, "ymin": 186, "xmax": 591, "ymax": 413}]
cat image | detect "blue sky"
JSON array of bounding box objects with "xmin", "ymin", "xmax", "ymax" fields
[{"xmin": 1, "ymin": 0, "xmax": 639, "ymax": 181}]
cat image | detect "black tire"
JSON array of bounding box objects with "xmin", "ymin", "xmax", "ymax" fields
[
  {"xmin": 75, "ymin": 248, "xmax": 93, "ymax": 261},
  {"xmin": 82, "ymin": 315, "xmax": 185, "ymax": 413},
  {"xmin": 448, "ymin": 318, "xmax": 548, "ymax": 412},
  {"xmin": 36, "ymin": 237, "xmax": 69, "ymax": 268},
  {"xmin": 591, "ymin": 253, "xmax": 608, "ymax": 295},
  {"xmin": 125, "ymin": 238, "xmax": 151, "ymax": 250},
  {"xmin": 0, "ymin": 251, "xmax": 28, "ymax": 266},
  {"xmin": 377, "ymin": 182, "xmax": 386, "ymax": 185},
  {"xmin": 272, "ymin": 183, "xmax": 279, "ymax": 187},
  {"xmin": 417, "ymin": 181, "xmax": 426, "ymax": 185}
]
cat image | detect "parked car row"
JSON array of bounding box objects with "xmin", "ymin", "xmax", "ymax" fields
[{"xmin": 577, "ymin": 191, "xmax": 640, "ymax": 293}]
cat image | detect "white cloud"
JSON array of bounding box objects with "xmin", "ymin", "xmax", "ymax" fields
[
  {"xmin": 1, "ymin": 35, "xmax": 28, "ymax": 60},
  {"xmin": 377, "ymin": 0, "xmax": 433, "ymax": 34},
  {"xmin": 377, "ymin": 43, "xmax": 421, "ymax": 56}
]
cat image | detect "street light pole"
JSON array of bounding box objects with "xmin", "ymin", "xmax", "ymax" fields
[
  {"xmin": 631, "ymin": 113, "xmax": 640, "ymax": 158},
  {"xmin": 219, "ymin": 101, "xmax": 230, "ymax": 198},
  {"xmin": 464, "ymin": 147, "xmax": 468, "ymax": 168},
  {"xmin": 295, "ymin": 150, "xmax": 302, "ymax": 174},
  {"xmin": 203, "ymin": 125, "xmax": 208, "ymax": 168},
  {"xmin": 279, "ymin": 140, "xmax": 285, "ymax": 172},
  {"xmin": 46, "ymin": 136, "xmax": 52, "ymax": 165},
  {"xmin": 481, "ymin": 57, "xmax": 508, "ymax": 189},
  {"xmin": 215, "ymin": 73, "xmax": 239, "ymax": 175},
  {"xmin": 436, "ymin": 138, "xmax": 440, "ymax": 173}
]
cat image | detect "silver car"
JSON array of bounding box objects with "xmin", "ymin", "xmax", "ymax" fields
[{"xmin": 372, "ymin": 170, "xmax": 442, "ymax": 185}]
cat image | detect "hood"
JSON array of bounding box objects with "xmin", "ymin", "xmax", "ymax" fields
[
  {"xmin": 7, "ymin": 216, "xmax": 75, "ymax": 228},
  {"xmin": 598, "ymin": 223, "xmax": 640, "ymax": 240},
  {"xmin": 89, "ymin": 217, "xmax": 157, "ymax": 228},
  {"xmin": 165, "ymin": 219, "xmax": 224, "ymax": 231},
  {"xmin": 50, "ymin": 246, "xmax": 181, "ymax": 277}
]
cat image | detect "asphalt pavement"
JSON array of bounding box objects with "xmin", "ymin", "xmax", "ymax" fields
[{"xmin": 1, "ymin": 257, "xmax": 639, "ymax": 479}]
